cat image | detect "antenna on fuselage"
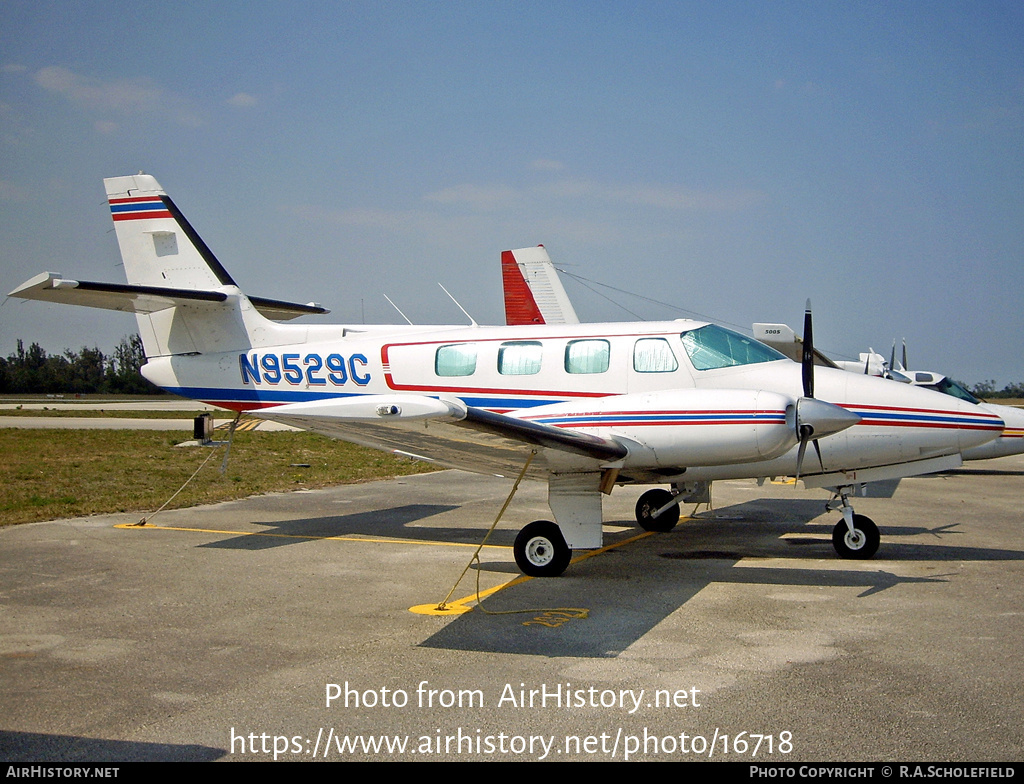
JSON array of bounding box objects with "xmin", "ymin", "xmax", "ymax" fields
[
  {"xmin": 383, "ymin": 293, "xmax": 414, "ymax": 325},
  {"xmin": 439, "ymin": 283, "xmax": 478, "ymax": 326}
]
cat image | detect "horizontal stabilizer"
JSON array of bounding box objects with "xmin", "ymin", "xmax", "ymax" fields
[
  {"xmin": 9, "ymin": 272, "xmax": 329, "ymax": 320},
  {"xmin": 246, "ymin": 296, "xmax": 329, "ymax": 320}
]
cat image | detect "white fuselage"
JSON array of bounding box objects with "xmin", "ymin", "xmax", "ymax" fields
[{"xmin": 141, "ymin": 317, "xmax": 1004, "ymax": 484}]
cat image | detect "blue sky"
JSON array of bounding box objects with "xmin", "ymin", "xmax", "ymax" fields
[{"xmin": 2, "ymin": 1, "xmax": 1022, "ymax": 385}]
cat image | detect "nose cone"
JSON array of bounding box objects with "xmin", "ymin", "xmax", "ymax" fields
[
  {"xmin": 843, "ymin": 372, "xmax": 1003, "ymax": 452},
  {"xmin": 923, "ymin": 396, "xmax": 1006, "ymax": 452},
  {"xmin": 962, "ymin": 402, "xmax": 1024, "ymax": 459},
  {"xmin": 812, "ymin": 367, "xmax": 1004, "ymax": 458},
  {"xmin": 953, "ymin": 404, "xmax": 1006, "ymax": 452}
]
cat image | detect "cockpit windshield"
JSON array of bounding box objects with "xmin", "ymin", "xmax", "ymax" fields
[
  {"xmin": 680, "ymin": 324, "xmax": 787, "ymax": 371},
  {"xmin": 927, "ymin": 377, "xmax": 981, "ymax": 404}
]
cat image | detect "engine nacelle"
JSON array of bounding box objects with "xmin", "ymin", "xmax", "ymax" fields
[{"xmin": 519, "ymin": 388, "xmax": 837, "ymax": 469}]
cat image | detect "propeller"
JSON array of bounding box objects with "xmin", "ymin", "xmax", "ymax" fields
[
  {"xmin": 794, "ymin": 300, "xmax": 860, "ymax": 479},
  {"xmin": 801, "ymin": 300, "xmax": 814, "ymax": 399}
]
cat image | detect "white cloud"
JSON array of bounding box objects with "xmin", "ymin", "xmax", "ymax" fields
[
  {"xmin": 281, "ymin": 175, "xmax": 764, "ymax": 251},
  {"xmin": 35, "ymin": 66, "xmax": 163, "ymax": 113},
  {"xmin": 32, "ymin": 65, "xmax": 202, "ymax": 127},
  {"xmin": 424, "ymin": 183, "xmax": 520, "ymax": 211},
  {"xmin": 227, "ymin": 92, "xmax": 258, "ymax": 108},
  {"xmin": 0, "ymin": 179, "xmax": 32, "ymax": 202},
  {"xmin": 427, "ymin": 178, "xmax": 764, "ymax": 213},
  {"xmin": 530, "ymin": 158, "xmax": 566, "ymax": 171},
  {"xmin": 605, "ymin": 183, "xmax": 764, "ymax": 211}
]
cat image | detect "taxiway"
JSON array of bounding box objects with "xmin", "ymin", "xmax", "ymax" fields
[{"xmin": 2, "ymin": 458, "xmax": 1022, "ymax": 761}]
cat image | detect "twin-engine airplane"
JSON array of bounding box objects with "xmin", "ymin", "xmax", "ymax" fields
[{"xmin": 10, "ymin": 175, "xmax": 1006, "ymax": 576}]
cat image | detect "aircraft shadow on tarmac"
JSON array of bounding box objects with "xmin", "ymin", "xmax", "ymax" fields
[
  {"xmin": 196, "ymin": 503, "xmax": 463, "ymax": 550},
  {"xmin": 0, "ymin": 730, "xmax": 223, "ymax": 762},
  {"xmin": 418, "ymin": 497, "xmax": 1024, "ymax": 659},
  {"xmin": 179, "ymin": 494, "xmax": 1023, "ymax": 659}
]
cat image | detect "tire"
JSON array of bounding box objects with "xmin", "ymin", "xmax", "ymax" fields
[
  {"xmin": 513, "ymin": 521, "xmax": 572, "ymax": 577},
  {"xmin": 832, "ymin": 514, "xmax": 880, "ymax": 559},
  {"xmin": 635, "ymin": 488, "xmax": 680, "ymax": 532}
]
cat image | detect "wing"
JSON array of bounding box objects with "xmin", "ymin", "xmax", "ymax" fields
[{"xmin": 251, "ymin": 395, "xmax": 627, "ymax": 479}]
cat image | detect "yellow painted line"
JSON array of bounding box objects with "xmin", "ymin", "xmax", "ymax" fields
[
  {"xmin": 410, "ymin": 575, "xmax": 532, "ymax": 616},
  {"xmin": 409, "ymin": 530, "xmax": 655, "ymax": 616},
  {"xmin": 114, "ymin": 522, "xmax": 507, "ymax": 549},
  {"xmin": 214, "ymin": 419, "xmax": 262, "ymax": 431}
]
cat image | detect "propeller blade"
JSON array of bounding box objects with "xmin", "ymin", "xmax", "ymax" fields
[
  {"xmin": 812, "ymin": 438, "xmax": 825, "ymax": 472},
  {"xmin": 802, "ymin": 299, "xmax": 814, "ymax": 399},
  {"xmin": 794, "ymin": 426, "xmax": 826, "ymax": 480},
  {"xmin": 902, "ymin": 339, "xmax": 908, "ymax": 371},
  {"xmin": 795, "ymin": 429, "xmax": 810, "ymax": 480},
  {"xmin": 889, "ymin": 340, "xmax": 896, "ymax": 375}
]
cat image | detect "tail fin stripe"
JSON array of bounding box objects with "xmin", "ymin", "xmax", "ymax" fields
[
  {"xmin": 112, "ymin": 210, "xmax": 172, "ymax": 221},
  {"xmin": 110, "ymin": 196, "xmax": 171, "ymax": 220}
]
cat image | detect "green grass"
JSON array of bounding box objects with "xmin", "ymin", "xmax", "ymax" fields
[
  {"xmin": 0, "ymin": 408, "xmax": 203, "ymax": 418},
  {"xmin": 0, "ymin": 429, "xmax": 437, "ymax": 527},
  {"xmin": 0, "ymin": 393, "xmax": 181, "ymax": 403}
]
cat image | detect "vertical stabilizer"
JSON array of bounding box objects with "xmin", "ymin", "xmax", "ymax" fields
[
  {"xmin": 103, "ymin": 174, "xmax": 276, "ymax": 358},
  {"xmin": 105, "ymin": 174, "xmax": 235, "ymax": 290},
  {"xmin": 501, "ymin": 245, "xmax": 580, "ymax": 325}
]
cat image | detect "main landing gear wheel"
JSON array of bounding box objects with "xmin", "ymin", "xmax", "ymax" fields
[
  {"xmin": 635, "ymin": 488, "xmax": 680, "ymax": 532},
  {"xmin": 514, "ymin": 521, "xmax": 572, "ymax": 577},
  {"xmin": 832, "ymin": 514, "xmax": 880, "ymax": 559}
]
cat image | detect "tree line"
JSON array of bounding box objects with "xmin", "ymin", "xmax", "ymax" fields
[
  {"xmin": 0, "ymin": 335, "xmax": 160, "ymax": 395},
  {"xmin": 964, "ymin": 380, "xmax": 1024, "ymax": 400}
]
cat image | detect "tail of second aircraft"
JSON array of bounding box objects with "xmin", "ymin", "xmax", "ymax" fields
[{"xmin": 501, "ymin": 245, "xmax": 580, "ymax": 326}]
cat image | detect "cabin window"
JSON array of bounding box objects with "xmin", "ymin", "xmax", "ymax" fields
[
  {"xmin": 633, "ymin": 338, "xmax": 678, "ymax": 372},
  {"xmin": 498, "ymin": 341, "xmax": 543, "ymax": 375},
  {"xmin": 435, "ymin": 343, "xmax": 477, "ymax": 377},
  {"xmin": 565, "ymin": 339, "xmax": 610, "ymax": 374},
  {"xmin": 680, "ymin": 324, "xmax": 785, "ymax": 371}
]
